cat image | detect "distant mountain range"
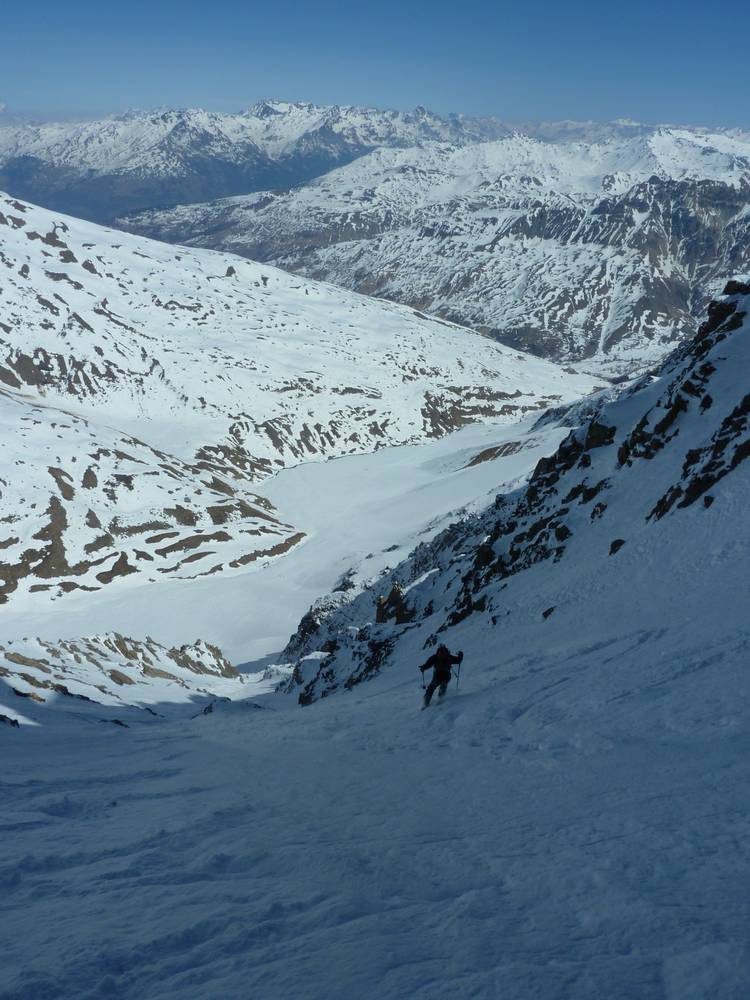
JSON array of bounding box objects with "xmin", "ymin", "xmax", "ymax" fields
[
  {"xmin": 121, "ymin": 118, "xmax": 750, "ymax": 375},
  {"xmin": 3, "ymin": 99, "xmax": 750, "ymax": 371},
  {"xmin": 0, "ymin": 101, "xmax": 512, "ymax": 221}
]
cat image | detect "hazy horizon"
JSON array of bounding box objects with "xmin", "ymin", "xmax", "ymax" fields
[
  {"xmin": 2, "ymin": 0, "xmax": 749, "ymax": 130},
  {"xmin": 1, "ymin": 100, "xmax": 748, "ymax": 135}
]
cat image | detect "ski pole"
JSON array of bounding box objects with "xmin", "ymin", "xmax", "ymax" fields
[{"xmin": 456, "ymin": 663, "xmax": 461, "ymax": 690}]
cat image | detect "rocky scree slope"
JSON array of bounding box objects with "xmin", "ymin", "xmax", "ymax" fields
[
  {"xmin": 0, "ymin": 192, "xmax": 597, "ymax": 610},
  {"xmin": 126, "ymin": 130, "xmax": 750, "ymax": 374},
  {"xmin": 282, "ymin": 281, "xmax": 750, "ymax": 704}
]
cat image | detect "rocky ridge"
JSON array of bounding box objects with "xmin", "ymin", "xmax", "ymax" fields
[{"xmin": 281, "ymin": 282, "xmax": 750, "ymax": 703}]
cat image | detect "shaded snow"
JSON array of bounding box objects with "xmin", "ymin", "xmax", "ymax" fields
[{"xmin": 2, "ymin": 604, "xmax": 749, "ymax": 998}]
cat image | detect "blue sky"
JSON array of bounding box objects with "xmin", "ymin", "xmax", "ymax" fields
[{"xmin": 2, "ymin": 0, "xmax": 749, "ymax": 126}]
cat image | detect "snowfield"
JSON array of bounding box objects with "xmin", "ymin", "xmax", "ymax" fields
[
  {"xmin": 1, "ymin": 284, "xmax": 749, "ymax": 997},
  {"xmin": 3, "ymin": 630, "xmax": 750, "ymax": 999},
  {"xmin": 1, "ymin": 416, "xmax": 578, "ymax": 668}
]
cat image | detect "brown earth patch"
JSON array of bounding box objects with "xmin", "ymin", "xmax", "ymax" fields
[{"xmin": 96, "ymin": 552, "xmax": 137, "ymax": 585}]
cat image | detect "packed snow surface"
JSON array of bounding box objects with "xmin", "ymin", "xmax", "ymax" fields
[{"xmin": 2, "ymin": 589, "xmax": 749, "ymax": 998}]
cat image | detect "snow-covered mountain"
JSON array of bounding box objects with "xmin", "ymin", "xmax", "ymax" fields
[
  {"xmin": 0, "ymin": 192, "xmax": 598, "ymax": 611},
  {"xmin": 0, "ymin": 101, "xmax": 510, "ymax": 222},
  {"xmin": 5, "ymin": 100, "xmax": 749, "ymax": 373},
  {"xmin": 3, "ymin": 178, "xmax": 749, "ymax": 994},
  {"xmin": 281, "ymin": 280, "xmax": 750, "ymax": 703},
  {"xmin": 126, "ymin": 129, "xmax": 750, "ymax": 374}
]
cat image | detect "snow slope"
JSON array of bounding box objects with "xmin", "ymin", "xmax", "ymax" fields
[
  {"xmin": 3, "ymin": 646, "xmax": 750, "ymax": 999},
  {"xmin": 0, "ymin": 192, "xmax": 597, "ymax": 612},
  {"xmin": 3, "ymin": 295, "xmax": 750, "ymax": 996},
  {"xmin": 0, "ymin": 384, "xmax": 301, "ymax": 608},
  {"xmin": 0, "ymin": 192, "xmax": 596, "ymax": 466},
  {"xmin": 1, "ymin": 292, "xmax": 749, "ymax": 1000},
  {"xmin": 127, "ymin": 130, "xmax": 750, "ymax": 373},
  {"xmin": 282, "ymin": 282, "xmax": 750, "ymax": 704}
]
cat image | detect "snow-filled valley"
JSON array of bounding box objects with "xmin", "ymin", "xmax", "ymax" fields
[
  {"xmin": 2, "ymin": 171, "xmax": 750, "ymax": 999},
  {"xmin": 1, "ymin": 415, "xmax": 576, "ymax": 682},
  {"xmin": 0, "ymin": 192, "xmax": 597, "ymax": 617}
]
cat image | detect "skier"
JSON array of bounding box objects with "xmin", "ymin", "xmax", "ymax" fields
[{"xmin": 419, "ymin": 643, "xmax": 463, "ymax": 707}]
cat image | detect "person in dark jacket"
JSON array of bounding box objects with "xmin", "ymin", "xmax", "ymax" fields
[{"xmin": 420, "ymin": 643, "xmax": 463, "ymax": 706}]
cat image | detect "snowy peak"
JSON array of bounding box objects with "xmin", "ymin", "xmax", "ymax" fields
[
  {"xmin": 0, "ymin": 101, "xmax": 509, "ymax": 221},
  {"xmin": 11, "ymin": 99, "xmax": 748, "ymax": 224}
]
